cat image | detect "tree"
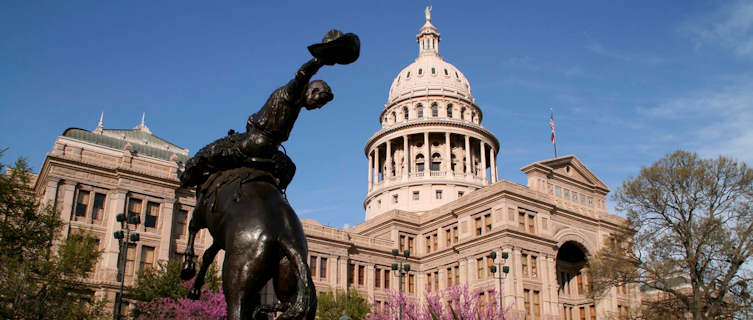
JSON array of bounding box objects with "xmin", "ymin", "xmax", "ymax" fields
[
  {"xmin": 0, "ymin": 151, "xmax": 107, "ymax": 319},
  {"xmin": 130, "ymin": 258, "xmax": 224, "ymax": 319},
  {"xmin": 316, "ymin": 289, "xmax": 371, "ymax": 320},
  {"xmin": 589, "ymin": 150, "xmax": 753, "ymax": 319},
  {"xmin": 366, "ymin": 285, "xmax": 513, "ymax": 320}
]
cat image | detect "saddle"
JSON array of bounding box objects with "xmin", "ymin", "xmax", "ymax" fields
[{"xmin": 180, "ymin": 132, "xmax": 296, "ymax": 191}]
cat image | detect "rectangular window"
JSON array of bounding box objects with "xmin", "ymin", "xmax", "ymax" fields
[
  {"xmin": 92, "ymin": 193, "xmax": 106, "ymax": 222},
  {"xmin": 522, "ymin": 253, "xmax": 529, "ymax": 276},
  {"xmin": 128, "ymin": 198, "xmax": 142, "ymax": 219},
  {"xmin": 408, "ymin": 236, "xmax": 414, "ymax": 253},
  {"xmin": 475, "ymin": 217, "xmax": 482, "ymax": 236},
  {"xmin": 458, "ymin": 191, "xmax": 464, "ymax": 198},
  {"xmin": 573, "ymin": 192, "xmax": 578, "ymax": 201},
  {"xmin": 445, "ymin": 229, "xmax": 452, "ymax": 247},
  {"xmin": 519, "ymin": 212, "xmax": 526, "ymax": 231},
  {"xmin": 408, "ymin": 274, "xmax": 415, "ymax": 293},
  {"xmin": 435, "ymin": 190, "xmax": 442, "ymax": 199},
  {"xmin": 484, "ymin": 213, "xmax": 492, "ymax": 232},
  {"xmin": 452, "ymin": 226, "xmax": 458, "ymax": 243},
  {"xmin": 524, "ymin": 289, "xmax": 531, "ymax": 315},
  {"xmin": 358, "ymin": 265, "xmax": 365, "ymax": 286},
  {"xmin": 426, "ymin": 235, "xmax": 432, "ymax": 253},
  {"xmin": 347, "ymin": 263, "xmax": 355, "ymax": 285},
  {"xmin": 75, "ymin": 190, "xmax": 90, "ymax": 218},
  {"xmin": 477, "ymin": 258, "xmax": 484, "ymax": 280},
  {"xmin": 581, "ymin": 195, "xmax": 586, "ymax": 204},
  {"xmin": 319, "ymin": 257, "xmax": 327, "ymax": 278},
  {"xmin": 531, "ymin": 255, "xmax": 538, "ymax": 278},
  {"xmin": 533, "ymin": 290, "xmax": 541, "ymax": 316},
  {"xmin": 413, "ymin": 191, "xmax": 420, "ymax": 200},
  {"xmin": 400, "ymin": 235, "xmax": 406, "ymax": 252},
  {"xmin": 139, "ymin": 246, "xmax": 155, "ymax": 273},
  {"xmin": 427, "ymin": 273, "xmax": 433, "ymax": 291},
  {"xmin": 375, "ymin": 268, "xmax": 381, "ymax": 288},
  {"xmin": 384, "ymin": 270, "xmax": 390, "ymax": 289},
  {"xmin": 580, "ymin": 307, "xmax": 586, "ymax": 320},
  {"xmin": 447, "ymin": 267, "xmax": 453, "ymax": 286},
  {"xmin": 588, "ymin": 197, "xmax": 593, "ymax": 206},
  {"xmin": 454, "ymin": 266, "xmax": 460, "ymax": 284},
  {"xmin": 564, "ymin": 189, "xmax": 570, "ymax": 199},
  {"xmin": 556, "ymin": 187, "xmax": 561, "ymax": 196},
  {"xmin": 176, "ymin": 209, "xmax": 188, "ymax": 239},
  {"xmin": 125, "ymin": 246, "xmax": 136, "ymax": 277},
  {"xmin": 589, "ymin": 305, "xmax": 596, "ymax": 320},
  {"xmin": 528, "ymin": 215, "xmax": 535, "ymax": 233},
  {"xmin": 433, "ymin": 233, "xmax": 438, "ymax": 251},
  {"xmin": 486, "ymin": 256, "xmax": 494, "ymax": 278},
  {"xmin": 310, "ymin": 256, "xmax": 317, "ymax": 278},
  {"xmin": 577, "ymin": 273, "xmax": 584, "ymax": 295},
  {"xmin": 145, "ymin": 201, "xmax": 160, "ymax": 229}
]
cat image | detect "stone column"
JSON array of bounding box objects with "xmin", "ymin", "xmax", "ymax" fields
[
  {"xmin": 423, "ymin": 132, "xmax": 430, "ymax": 172},
  {"xmin": 385, "ymin": 139, "xmax": 392, "ymax": 178},
  {"xmin": 480, "ymin": 141, "xmax": 487, "ymax": 184},
  {"xmin": 367, "ymin": 265, "xmax": 376, "ymax": 298},
  {"xmin": 42, "ymin": 178, "xmax": 61, "ymax": 208},
  {"xmin": 444, "ymin": 132, "xmax": 451, "ymax": 173},
  {"xmin": 58, "ymin": 181, "xmax": 77, "ymax": 240},
  {"xmin": 403, "ymin": 135, "xmax": 409, "ymax": 179},
  {"xmin": 368, "ymin": 152, "xmax": 373, "ymax": 191},
  {"xmin": 374, "ymin": 146, "xmax": 380, "ymax": 184},
  {"xmin": 102, "ymin": 189, "xmax": 128, "ymax": 282},
  {"xmin": 490, "ymin": 147, "xmax": 497, "ymax": 183},
  {"xmin": 464, "ymin": 135, "xmax": 471, "ymax": 175},
  {"xmin": 512, "ymin": 247, "xmax": 524, "ymax": 314},
  {"xmin": 158, "ymin": 199, "xmax": 175, "ymax": 261},
  {"xmin": 338, "ymin": 257, "xmax": 348, "ymax": 291},
  {"xmin": 546, "ymin": 255, "xmax": 559, "ymax": 318}
]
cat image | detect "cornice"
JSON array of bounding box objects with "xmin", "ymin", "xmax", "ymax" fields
[{"xmin": 364, "ymin": 120, "xmax": 500, "ymax": 155}]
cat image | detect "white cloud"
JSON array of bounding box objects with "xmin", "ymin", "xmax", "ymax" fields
[
  {"xmin": 640, "ymin": 76, "xmax": 753, "ymax": 163},
  {"xmin": 685, "ymin": 0, "xmax": 753, "ymax": 59}
]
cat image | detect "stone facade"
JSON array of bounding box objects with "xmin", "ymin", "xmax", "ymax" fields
[
  {"xmin": 31, "ymin": 10, "xmax": 640, "ymax": 320},
  {"xmin": 33, "ymin": 118, "xmax": 218, "ymax": 316}
]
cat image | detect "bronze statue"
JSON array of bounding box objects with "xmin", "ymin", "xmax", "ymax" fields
[{"xmin": 179, "ymin": 30, "xmax": 359, "ymax": 320}]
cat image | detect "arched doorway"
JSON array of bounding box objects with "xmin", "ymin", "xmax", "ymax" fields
[{"xmin": 556, "ymin": 241, "xmax": 596, "ymax": 320}]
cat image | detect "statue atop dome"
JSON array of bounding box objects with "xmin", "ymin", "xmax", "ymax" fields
[{"xmin": 425, "ymin": 6, "xmax": 432, "ymax": 21}]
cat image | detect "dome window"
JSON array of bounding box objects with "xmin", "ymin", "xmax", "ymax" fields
[
  {"xmin": 407, "ymin": 71, "xmax": 411, "ymax": 78},
  {"xmin": 417, "ymin": 104, "xmax": 424, "ymax": 118},
  {"xmin": 455, "ymin": 71, "xmax": 459, "ymax": 79},
  {"xmin": 431, "ymin": 67, "xmax": 436, "ymax": 75},
  {"xmin": 416, "ymin": 154, "xmax": 425, "ymax": 172},
  {"xmin": 418, "ymin": 68, "xmax": 423, "ymax": 75},
  {"xmin": 444, "ymin": 69, "xmax": 448, "ymax": 76},
  {"xmin": 431, "ymin": 153, "xmax": 442, "ymax": 171},
  {"xmin": 447, "ymin": 104, "xmax": 453, "ymax": 118},
  {"xmin": 431, "ymin": 103, "xmax": 438, "ymax": 117},
  {"xmin": 403, "ymin": 106, "xmax": 409, "ymax": 120}
]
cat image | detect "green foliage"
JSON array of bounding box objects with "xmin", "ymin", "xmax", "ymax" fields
[
  {"xmin": 316, "ymin": 289, "xmax": 371, "ymax": 320},
  {"xmin": 0, "ymin": 150, "xmax": 107, "ymax": 319},
  {"xmin": 129, "ymin": 258, "xmax": 222, "ymax": 317},
  {"xmin": 590, "ymin": 150, "xmax": 753, "ymax": 320}
]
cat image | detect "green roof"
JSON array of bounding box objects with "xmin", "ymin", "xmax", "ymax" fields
[{"xmin": 62, "ymin": 128, "xmax": 190, "ymax": 163}]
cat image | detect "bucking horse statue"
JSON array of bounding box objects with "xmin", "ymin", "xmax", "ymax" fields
[{"xmin": 177, "ymin": 30, "xmax": 359, "ymax": 320}]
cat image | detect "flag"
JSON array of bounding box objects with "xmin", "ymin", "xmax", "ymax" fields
[{"xmin": 549, "ymin": 110, "xmax": 556, "ymax": 144}]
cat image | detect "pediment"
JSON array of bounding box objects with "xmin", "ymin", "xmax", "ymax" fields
[{"xmin": 522, "ymin": 155, "xmax": 609, "ymax": 192}]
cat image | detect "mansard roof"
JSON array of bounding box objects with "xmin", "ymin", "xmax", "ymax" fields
[{"xmin": 62, "ymin": 127, "xmax": 190, "ymax": 163}]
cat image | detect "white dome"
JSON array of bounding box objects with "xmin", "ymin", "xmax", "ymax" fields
[
  {"xmin": 386, "ymin": 19, "xmax": 473, "ymax": 104},
  {"xmin": 388, "ymin": 56, "xmax": 473, "ymax": 104}
]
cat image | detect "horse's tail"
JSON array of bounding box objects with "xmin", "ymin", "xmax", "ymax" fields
[{"xmin": 277, "ymin": 237, "xmax": 316, "ymax": 320}]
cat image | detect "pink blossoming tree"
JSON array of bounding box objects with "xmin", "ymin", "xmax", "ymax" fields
[{"xmin": 366, "ymin": 285, "xmax": 514, "ymax": 320}]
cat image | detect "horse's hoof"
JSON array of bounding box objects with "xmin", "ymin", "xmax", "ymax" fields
[
  {"xmin": 180, "ymin": 260, "xmax": 196, "ymax": 280},
  {"xmin": 187, "ymin": 287, "xmax": 201, "ymax": 300}
]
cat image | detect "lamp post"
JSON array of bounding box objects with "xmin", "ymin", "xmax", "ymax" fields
[
  {"xmin": 391, "ymin": 249, "xmax": 411, "ymax": 320},
  {"xmin": 489, "ymin": 250, "xmax": 510, "ymax": 317},
  {"xmin": 113, "ymin": 212, "xmax": 140, "ymax": 320}
]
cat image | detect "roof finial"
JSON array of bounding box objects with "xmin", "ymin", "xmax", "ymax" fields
[
  {"xmin": 141, "ymin": 112, "xmax": 145, "ymax": 127},
  {"xmin": 93, "ymin": 111, "xmax": 104, "ymax": 134},
  {"xmin": 425, "ymin": 6, "xmax": 432, "ymax": 22},
  {"xmin": 133, "ymin": 112, "xmax": 152, "ymax": 134}
]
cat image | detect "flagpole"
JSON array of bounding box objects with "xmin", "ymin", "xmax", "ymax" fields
[{"xmin": 550, "ymin": 108, "xmax": 558, "ymax": 158}]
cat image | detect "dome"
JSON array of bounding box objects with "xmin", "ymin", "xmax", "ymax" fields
[{"xmin": 386, "ymin": 16, "xmax": 474, "ymax": 104}]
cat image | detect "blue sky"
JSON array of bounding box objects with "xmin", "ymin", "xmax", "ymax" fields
[{"xmin": 2, "ymin": 1, "xmax": 752, "ymax": 228}]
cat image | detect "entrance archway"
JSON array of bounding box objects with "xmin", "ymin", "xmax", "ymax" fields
[{"xmin": 556, "ymin": 241, "xmax": 595, "ymax": 320}]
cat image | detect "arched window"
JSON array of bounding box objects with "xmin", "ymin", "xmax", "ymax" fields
[
  {"xmin": 418, "ymin": 68, "xmax": 423, "ymax": 75},
  {"xmin": 431, "ymin": 153, "xmax": 442, "ymax": 171},
  {"xmin": 391, "ymin": 112, "xmax": 397, "ymax": 123},
  {"xmin": 403, "ymin": 106, "xmax": 409, "ymax": 120},
  {"xmin": 447, "ymin": 104, "xmax": 453, "ymax": 118},
  {"xmin": 431, "ymin": 103, "xmax": 438, "ymax": 117},
  {"xmin": 431, "ymin": 67, "xmax": 436, "ymax": 75},
  {"xmin": 460, "ymin": 107, "xmax": 466, "ymax": 120},
  {"xmin": 407, "ymin": 71, "xmax": 411, "ymax": 78},
  {"xmin": 416, "ymin": 154, "xmax": 425, "ymax": 172},
  {"xmin": 417, "ymin": 104, "xmax": 424, "ymax": 118},
  {"xmin": 444, "ymin": 69, "xmax": 449, "ymax": 76}
]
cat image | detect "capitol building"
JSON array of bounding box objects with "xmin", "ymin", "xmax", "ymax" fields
[{"xmin": 32, "ymin": 10, "xmax": 638, "ymax": 320}]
